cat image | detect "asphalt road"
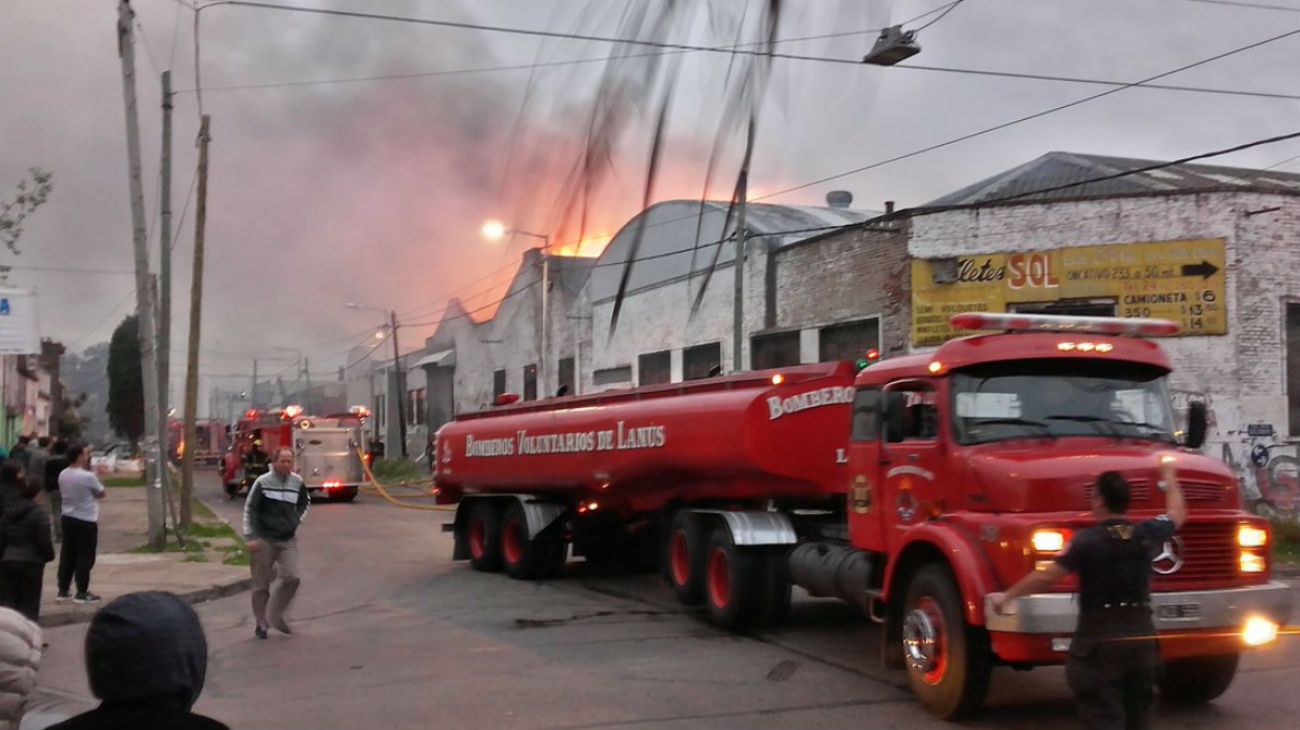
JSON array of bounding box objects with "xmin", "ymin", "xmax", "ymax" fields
[{"xmin": 32, "ymin": 473, "xmax": 1300, "ymax": 730}]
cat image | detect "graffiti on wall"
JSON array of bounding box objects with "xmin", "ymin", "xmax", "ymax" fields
[
  {"xmin": 1220, "ymin": 425, "xmax": 1300, "ymax": 517},
  {"xmin": 1169, "ymin": 388, "xmax": 1300, "ymax": 517}
]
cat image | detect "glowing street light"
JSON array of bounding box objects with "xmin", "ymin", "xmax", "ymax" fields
[{"xmin": 481, "ymin": 219, "xmax": 508, "ymax": 242}]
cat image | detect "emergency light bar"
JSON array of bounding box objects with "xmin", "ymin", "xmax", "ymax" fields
[{"xmin": 949, "ymin": 312, "xmax": 1181, "ymax": 337}]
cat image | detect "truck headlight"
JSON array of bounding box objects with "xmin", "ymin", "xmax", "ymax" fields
[
  {"xmin": 1031, "ymin": 528, "xmax": 1070, "ymax": 553},
  {"xmin": 1240, "ymin": 551, "xmax": 1267, "ymax": 574},
  {"xmin": 1242, "ymin": 615, "xmax": 1279, "ymax": 647},
  {"xmin": 1238, "ymin": 524, "xmax": 1268, "ymax": 548}
]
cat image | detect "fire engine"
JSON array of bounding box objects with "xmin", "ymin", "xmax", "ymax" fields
[
  {"xmin": 222, "ymin": 405, "xmax": 368, "ymax": 503},
  {"xmin": 167, "ymin": 419, "xmax": 229, "ymax": 466},
  {"xmin": 434, "ymin": 313, "xmax": 1292, "ymax": 718},
  {"xmin": 434, "ymin": 311, "xmax": 1289, "ymax": 717}
]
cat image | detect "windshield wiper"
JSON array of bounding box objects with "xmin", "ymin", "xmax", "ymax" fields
[
  {"xmin": 1107, "ymin": 419, "xmax": 1176, "ymax": 442},
  {"xmin": 968, "ymin": 418, "xmax": 1056, "ymax": 439},
  {"xmin": 1044, "ymin": 414, "xmax": 1121, "ymax": 437}
]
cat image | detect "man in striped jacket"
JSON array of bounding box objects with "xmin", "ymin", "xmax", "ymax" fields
[{"xmin": 242, "ymin": 447, "xmax": 310, "ymax": 640}]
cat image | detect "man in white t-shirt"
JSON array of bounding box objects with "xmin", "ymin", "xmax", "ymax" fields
[{"xmin": 56, "ymin": 444, "xmax": 106, "ymax": 604}]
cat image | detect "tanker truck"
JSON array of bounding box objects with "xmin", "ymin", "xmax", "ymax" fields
[{"xmin": 434, "ymin": 313, "xmax": 1292, "ymax": 719}]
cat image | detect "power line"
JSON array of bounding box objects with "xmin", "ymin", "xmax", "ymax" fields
[
  {"xmin": 1264, "ymin": 150, "xmax": 1300, "ymax": 170},
  {"xmin": 135, "ymin": 19, "xmax": 163, "ymax": 77},
  {"xmin": 185, "ymin": 6, "xmax": 1300, "ymax": 107},
  {"xmin": 932, "ymin": 128, "xmax": 1300, "ymax": 208},
  {"xmin": 912, "ymin": 0, "xmax": 966, "ymax": 32},
  {"xmin": 1176, "ymin": 0, "xmax": 1300, "ymax": 12},
  {"xmin": 751, "ymin": 24, "xmax": 1300, "ymax": 201},
  {"xmin": 178, "ymin": 19, "xmax": 905, "ymax": 94},
  {"xmin": 2, "ymin": 265, "xmax": 133, "ymax": 276}
]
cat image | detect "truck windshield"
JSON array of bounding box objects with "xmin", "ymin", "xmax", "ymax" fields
[{"xmin": 951, "ymin": 360, "xmax": 1176, "ymax": 445}]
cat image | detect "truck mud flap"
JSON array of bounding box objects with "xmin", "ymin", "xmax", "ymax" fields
[{"xmin": 692, "ymin": 510, "xmax": 797, "ymax": 546}]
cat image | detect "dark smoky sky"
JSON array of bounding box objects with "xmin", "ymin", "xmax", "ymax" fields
[{"xmin": 2, "ymin": 0, "xmax": 1299, "ymax": 405}]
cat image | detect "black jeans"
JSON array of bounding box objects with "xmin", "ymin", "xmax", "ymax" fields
[
  {"xmin": 1, "ymin": 561, "xmax": 45, "ymax": 621},
  {"xmin": 58, "ymin": 516, "xmax": 98, "ymax": 595}
]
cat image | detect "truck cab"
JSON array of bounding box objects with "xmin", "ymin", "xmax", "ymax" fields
[{"xmin": 850, "ymin": 313, "xmax": 1291, "ymax": 717}]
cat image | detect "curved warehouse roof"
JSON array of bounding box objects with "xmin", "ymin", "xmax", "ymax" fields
[{"xmin": 587, "ymin": 199, "xmax": 872, "ymax": 304}]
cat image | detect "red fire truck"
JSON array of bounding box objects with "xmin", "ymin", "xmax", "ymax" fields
[
  {"xmin": 167, "ymin": 419, "xmax": 229, "ymax": 466},
  {"xmin": 434, "ymin": 313, "xmax": 1292, "ymax": 718},
  {"xmin": 222, "ymin": 405, "xmax": 368, "ymax": 502}
]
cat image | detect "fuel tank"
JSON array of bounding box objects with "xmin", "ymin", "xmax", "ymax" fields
[{"xmin": 434, "ymin": 362, "xmax": 858, "ymax": 511}]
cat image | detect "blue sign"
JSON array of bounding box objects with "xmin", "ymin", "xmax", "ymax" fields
[{"xmin": 0, "ymin": 298, "xmax": 10, "ymax": 316}]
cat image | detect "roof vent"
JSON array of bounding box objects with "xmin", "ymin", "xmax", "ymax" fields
[{"xmin": 825, "ymin": 190, "xmax": 854, "ymax": 209}]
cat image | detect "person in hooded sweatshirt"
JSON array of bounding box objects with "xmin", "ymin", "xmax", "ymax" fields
[
  {"xmin": 0, "ymin": 605, "xmax": 42, "ymax": 730},
  {"xmin": 47, "ymin": 591, "xmax": 229, "ymax": 730},
  {"xmin": 0, "ymin": 465, "xmax": 54, "ymax": 622}
]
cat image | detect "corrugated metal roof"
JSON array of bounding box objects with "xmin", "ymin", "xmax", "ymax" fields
[
  {"xmin": 926, "ymin": 151, "xmax": 1300, "ymax": 207},
  {"xmin": 588, "ymin": 200, "xmax": 872, "ymax": 303}
]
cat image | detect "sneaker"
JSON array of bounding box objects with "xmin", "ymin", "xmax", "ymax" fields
[
  {"xmin": 270, "ymin": 617, "xmax": 293, "ymax": 635},
  {"xmin": 55, "ymin": 592, "xmax": 71, "ymax": 602},
  {"xmin": 254, "ymin": 626, "xmax": 268, "ymax": 640},
  {"xmin": 73, "ymin": 592, "xmax": 102, "ymax": 604}
]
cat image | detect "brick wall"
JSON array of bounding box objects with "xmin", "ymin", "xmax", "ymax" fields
[{"xmin": 771, "ymin": 221, "xmax": 912, "ymax": 358}]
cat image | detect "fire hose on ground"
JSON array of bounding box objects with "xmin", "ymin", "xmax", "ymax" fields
[{"xmin": 353, "ymin": 445, "xmax": 454, "ymax": 512}]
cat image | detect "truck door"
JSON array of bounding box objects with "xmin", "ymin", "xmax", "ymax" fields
[
  {"xmin": 847, "ymin": 387, "xmax": 886, "ymax": 552},
  {"xmin": 879, "ymin": 380, "xmax": 945, "ymax": 553}
]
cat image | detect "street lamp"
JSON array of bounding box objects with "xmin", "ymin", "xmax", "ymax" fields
[
  {"xmin": 345, "ymin": 301, "xmax": 407, "ymax": 458},
  {"xmin": 481, "ymin": 221, "xmax": 552, "ymax": 398}
]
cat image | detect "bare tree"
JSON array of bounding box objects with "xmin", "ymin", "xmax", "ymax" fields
[{"xmin": 0, "ymin": 168, "xmax": 54, "ymax": 255}]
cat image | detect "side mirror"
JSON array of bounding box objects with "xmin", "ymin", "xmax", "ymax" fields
[
  {"xmin": 884, "ymin": 392, "xmax": 908, "ymax": 443},
  {"xmin": 1184, "ymin": 401, "xmax": 1207, "ymax": 450}
]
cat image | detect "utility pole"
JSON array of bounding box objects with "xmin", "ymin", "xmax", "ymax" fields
[
  {"xmin": 156, "ymin": 69, "xmax": 173, "ymax": 523},
  {"xmin": 390, "ymin": 310, "xmax": 407, "ymax": 458},
  {"xmin": 303, "ymin": 357, "xmax": 313, "ymax": 413},
  {"xmin": 250, "ymin": 358, "xmax": 258, "ymax": 409},
  {"xmin": 731, "ymin": 170, "xmax": 749, "ymax": 372},
  {"xmin": 118, "ymin": 0, "xmax": 166, "ymax": 548},
  {"xmin": 180, "ymin": 114, "xmax": 211, "ymax": 528}
]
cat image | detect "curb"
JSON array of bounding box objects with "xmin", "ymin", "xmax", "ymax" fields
[
  {"xmin": 40, "ymin": 576, "xmax": 252, "ymax": 628},
  {"xmin": 1275, "ymin": 564, "xmax": 1300, "ymax": 578},
  {"xmin": 40, "ymin": 490, "xmax": 252, "ymax": 628}
]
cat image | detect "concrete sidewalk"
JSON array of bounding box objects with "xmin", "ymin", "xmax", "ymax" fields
[{"xmin": 38, "ymin": 483, "xmax": 250, "ymax": 627}]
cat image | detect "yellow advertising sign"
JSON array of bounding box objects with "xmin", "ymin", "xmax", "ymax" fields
[{"xmin": 912, "ymin": 239, "xmax": 1226, "ymax": 347}]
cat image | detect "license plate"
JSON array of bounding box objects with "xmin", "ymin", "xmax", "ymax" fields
[{"xmin": 1157, "ymin": 602, "xmax": 1201, "ymax": 621}]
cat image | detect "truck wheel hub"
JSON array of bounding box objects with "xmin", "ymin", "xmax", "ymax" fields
[{"xmin": 903, "ymin": 601, "xmax": 945, "ymax": 680}]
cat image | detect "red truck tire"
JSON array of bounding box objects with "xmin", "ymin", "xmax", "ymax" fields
[
  {"xmin": 501, "ymin": 501, "xmax": 566, "ymax": 580},
  {"xmin": 704, "ymin": 525, "xmax": 762, "ymax": 630},
  {"xmin": 666, "ymin": 511, "xmax": 707, "ymax": 605},
  {"xmin": 467, "ymin": 502, "xmax": 504, "ymax": 573},
  {"xmin": 901, "ymin": 564, "xmax": 992, "ymax": 720},
  {"xmin": 1159, "ymin": 653, "xmax": 1239, "ymax": 703}
]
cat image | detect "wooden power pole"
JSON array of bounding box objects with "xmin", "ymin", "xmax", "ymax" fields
[
  {"xmin": 157, "ymin": 69, "xmax": 174, "ymax": 518},
  {"xmin": 117, "ymin": 0, "xmax": 166, "ymax": 548},
  {"xmin": 181, "ymin": 114, "xmax": 212, "ymax": 528}
]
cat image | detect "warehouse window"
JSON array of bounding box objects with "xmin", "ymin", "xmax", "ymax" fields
[
  {"xmin": 638, "ymin": 350, "xmax": 671, "ymax": 386},
  {"xmin": 593, "ymin": 366, "xmax": 632, "ymax": 387},
  {"xmin": 819, "ymin": 318, "xmax": 880, "ymax": 363},
  {"xmin": 751, "ymin": 331, "xmax": 801, "ymax": 370},
  {"xmin": 492, "ymin": 369, "xmax": 506, "ymax": 399},
  {"xmin": 557, "ymin": 357, "xmax": 575, "ymax": 396},
  {"xmin": 523, "ymin": 364, "xmax": 537, "ymax": 401},
  {"xmin": 407, "ymin": 388, "xmax": 426, "ymax": 426},
  {"xmin": 684, "ymin": 342, "xmax": 722, "ymax": 380},
  {"xmin": 1289, "ymin": 303, "xmax": 1300, "ymax": 436}
]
